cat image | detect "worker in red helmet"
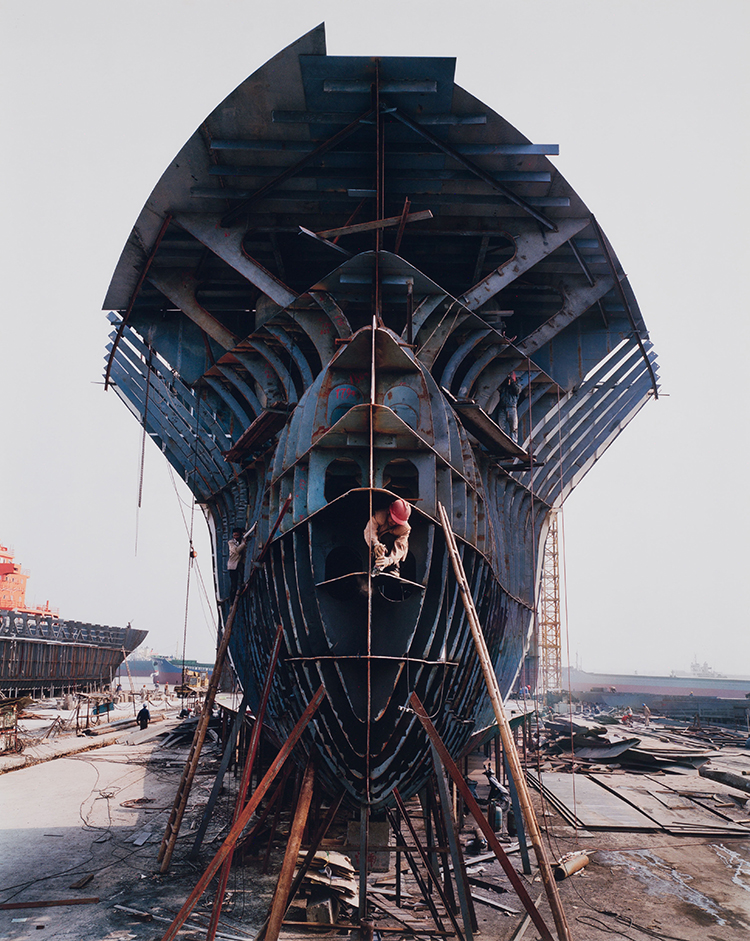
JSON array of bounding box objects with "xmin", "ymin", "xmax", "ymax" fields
[{"xmin": 364, "ymin": 498, "xmax": 412, "ymax": 577}]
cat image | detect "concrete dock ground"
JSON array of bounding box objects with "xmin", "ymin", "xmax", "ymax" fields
[{"xmin": 1, "ymin": 712, "xmax": 750, "ymax": 940}]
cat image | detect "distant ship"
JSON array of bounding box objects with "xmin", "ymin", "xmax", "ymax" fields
[
  {"xmin": 104, "ymin": 27, "xmax": 658, "ymax": 807},
  {"xmin": 0, "ymin": 543, "xmax": 146, "ymax": 698},
  {"xmin": 568, "ymin": 666, "xmax": 750, "ymax": 701},
  {"xmin": 121, "ymin": 650, "xmax": 214, "ymax": 687},
  {"xmin": 152, "ymin": 656, "xmax": 213, "ymax": 687}
]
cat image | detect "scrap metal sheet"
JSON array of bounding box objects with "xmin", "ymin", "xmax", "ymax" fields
[
  {"xmin": 529, "ymin": 772, "xmax": 656, "ymax": 830},
  {"xmin": 590, "ymin": 773, "xmax": 750, "ymax": 835}
]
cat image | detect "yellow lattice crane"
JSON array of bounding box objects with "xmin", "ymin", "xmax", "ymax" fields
[{"xmin": 538, "ymin": 513, "xmax": 562, "ymax": 693}]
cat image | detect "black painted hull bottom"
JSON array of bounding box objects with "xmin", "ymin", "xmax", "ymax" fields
[{"xmin": 229, "ymin": 520, "xmax": 530, "ymax": 808}]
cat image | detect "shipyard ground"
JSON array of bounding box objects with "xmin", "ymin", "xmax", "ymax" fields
[{"xmin": 1, "ymin": 723, "xmax": 749, "ymax": 941}]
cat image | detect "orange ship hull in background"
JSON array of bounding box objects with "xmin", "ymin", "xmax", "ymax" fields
[{"xmin": 0, "ymin": 543, "xmax": 146, "ymax": 698}]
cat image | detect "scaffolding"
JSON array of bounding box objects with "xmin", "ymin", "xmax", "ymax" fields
[{"xmin": 538, "ymin": 513, "xmax": 562, "ymax": 693}]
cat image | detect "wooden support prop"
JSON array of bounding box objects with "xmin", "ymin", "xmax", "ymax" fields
[
  {"xmin": 392, "ymin": 790, "xmax": 466, "ymax": 941},
  {"xmin": 189, "ymin": 687, "xmax": 251, "ymax": 859},
  {"xmin": 205, "ymin": 623, "xmax": 285, "ymax": 939},
  {"xmin": 410, "ymin": 693, "xmax": 556, "ymax": 941},
  {"xmin": 158, "ymin": 686, "xmax": 325, "ymax": 941},
  {"xmin": 254, "ymin": 790, "xmax": 346, "ymax": 941},
  {"xmin": 264, "ymin": 758, "xmax": 316, "ymax": 941},
  {"xmin": 431, "ymin": 747, "xmax": 477, "ymax": 936},
  {"xmin": 436, "ymin": 502, "xmax": 572, "ymax": 941},
  {"xmin": 235, "ymin": 764, "xmax": 292, "ymax": 862},
  {"xmin": 508, "ymin": 891, "xmax": 545, "ymax": 941},
  {"xmin": 385, "ymin": 805, "xmax": 451, "ymax": 940},
  {"xmin": 157, "ymin": 590, "xmax": 241, "ymax": 872}
]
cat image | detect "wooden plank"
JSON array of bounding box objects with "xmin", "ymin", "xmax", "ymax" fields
[
  {"xmin": 0, "ymin": 898, "xmax": 99, "ymax": 910},
  {"xmin": 316, "ymin": 210, "xmax": 433, "ymax": 239},
  {"xmin": 471, "ymin": 892, "xmax": 519, "ymax": 915},
  {"xmin": 369, "ymin": 892, "xmax": 428, "ymax": 928}
]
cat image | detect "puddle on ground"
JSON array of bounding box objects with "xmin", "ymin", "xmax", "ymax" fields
[
  {"xmin": 598, "ymin": 849, "xmax": 725, "ymax": 926},
  {"xmin": 711, "ymin": 843, "xmax": 750, "ymax": 894}
]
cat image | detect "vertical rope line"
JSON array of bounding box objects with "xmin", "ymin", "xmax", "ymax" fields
[
  {"xmin": 135, "ymin": 344, "xmax": 153, "ymax": 555},
  {"xmin": 181, "ymin": 388, "xmax": 202, "ymax": 683}
]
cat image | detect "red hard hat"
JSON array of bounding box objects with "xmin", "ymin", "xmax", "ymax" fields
[{"xmin": 389, "ymin": 499, "xmax": 411, "ymax": 525}]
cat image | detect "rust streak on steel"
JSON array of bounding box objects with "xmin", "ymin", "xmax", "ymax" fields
[
  {"xmin": 159, "ymin": 686, "xmax": 326, "ymax": 941},
  {"xmin": 104, "ymin": 213, "xmax": 172, "ymax": 390},
  {"xmin": 394, "ymin": 197, "xmax": 411, "ymax": 255},
  {"xmin": 255, "ymin": 494, "xmax": 293, "ymax": 568},
  {"xmin": 409, "ymin": 692, "xmax": 557, "ymax": 941}
]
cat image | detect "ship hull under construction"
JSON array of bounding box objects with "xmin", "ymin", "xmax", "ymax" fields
[
  {"xmin": 0, "ymin": 612, "xmax": 147, "ymax": 698},
  {"xmin": 104, "ymin": 26, "xmax": 658, "ymax": 808}
]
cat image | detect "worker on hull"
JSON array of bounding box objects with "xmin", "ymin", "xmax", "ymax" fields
[
  {"xmin": 498, "ymin": 372, "xmax": 521, "ymax": 442},
  {"xmin": 227, "ymin": 526, "xmax": 253, "ymax": 599},
  {"xmin": 364, "ymin": 498, "xmax": 412, "ymax": 578}
]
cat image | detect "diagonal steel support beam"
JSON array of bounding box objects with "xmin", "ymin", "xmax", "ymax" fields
[
  {"xmin": 388, "ymin": 106, "xmax": 556, "ymax": 230},
  {"xmin": 220, "ymin": 107, "xmax": 376, "ymax": 225},
  {"xmin": 516, "ymin": 275, "xmax": 615, "ymax": 356},
  {"xmin": 147, "ymin": 270, "xmax": 238, "ymax": 350},
  {"xmin": 459, "ymin": 217, "xmax": 590, "ymax": 310},
  {"xmin": 174, "ymin": 213, "xmax": 297, "ymax": 308}
]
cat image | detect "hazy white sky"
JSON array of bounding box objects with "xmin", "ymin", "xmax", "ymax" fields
[{"xmin": 1, "ymin": 1, "xmax": 748, "ymax": 675}]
